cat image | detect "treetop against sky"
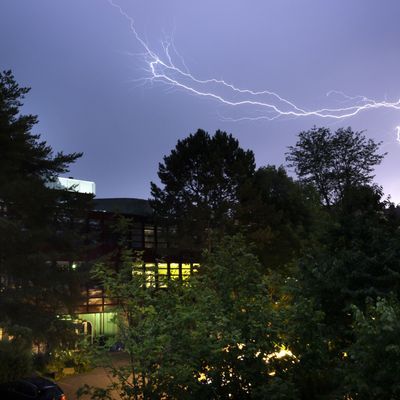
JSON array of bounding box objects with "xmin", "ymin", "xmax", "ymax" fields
[{"xmin": 1, "ymin": 0, "xmax": 399, "ymax": 200}]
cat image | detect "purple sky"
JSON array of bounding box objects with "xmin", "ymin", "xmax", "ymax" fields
[{"xmin": 2, "ymin": 0, "xmax": 400, "ymax": 202}]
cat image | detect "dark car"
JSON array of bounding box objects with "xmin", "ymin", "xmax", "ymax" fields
[{"xmin": 0, "ymin": 376, "xmax": 66, "ymax": 400}]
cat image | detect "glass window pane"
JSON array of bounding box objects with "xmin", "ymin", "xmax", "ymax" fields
[
  {"xmin": 144, "ymin": 225, "xmax": 155, "ymax": 248},
  {"xmin": 182, "ymin": 263, "xmax": 191, "ymax": 280},
  {"xmin": 145, "ymin": 263, "xmax": 156, "ymax": 288},
  {"xmin": 170, "ymin": 263, "xmax": 179, "ymax": 280},
  {"xmin": 88, "ymin": 298, "xmax": 103, "ymax": 305},
  {"xmin": 132, "ymin": 222, "xmax": 143, "ymax": 248},
  {"xmin": 157, "ymin": 263, "xmax": 168, "ymax": 288},
  {"xmin": 132, "ymin": 263, "xmax": 144, "ymax": 285},
  {"xmin": 88, "ymin": 288, "xmax": 103, "ymax": 297}
]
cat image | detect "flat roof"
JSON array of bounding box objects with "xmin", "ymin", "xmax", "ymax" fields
[{"xmin": 93, "ymin": 198, "xmax": 153, "ymax": 217}]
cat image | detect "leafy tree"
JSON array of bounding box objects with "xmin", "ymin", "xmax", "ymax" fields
[
  {"xmin": 150, "ymin": 129, "xmax": 255, "ymax": 252},
  {"xmin": 0, "ymin": 70, "xmax": 91, "ymax": 353},
  {"xmin": 277, "ymin": 289, "xmax": 339, "ymax": 400},
  {"xmin": 345, "ymin": 297, "xmax": 400, "ymax": 399},
  {"xmin": 286, "ymin": 126, "xmax": 385, "ymax": 206},
  {"xmin": 282, "ymin": 127, "xmax": 400, "ymax": 398},
  {"xmin": 187, "ymin": 235, "xmax": 290, "ymax": 399},
  {"xmin": 86, "ymin": 235, "xmax": 300, "ymax": 399},
  {"xmin": 298, "ymin": 185, "xmax": 400, "ymax": 325},
  {"xmin": 238, "ymin": 165, "xmax": 320, "ymax": 269}
]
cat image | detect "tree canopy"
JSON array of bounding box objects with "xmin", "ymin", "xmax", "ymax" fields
[
  {"xmin": 2, "ymin": 71, "xmax": 400, "ymax": 398},
  {"xmin": 87, "ymin": 125, "xmax": 400, "ymax": 399},
  {"xmin": 286, "ymin": 126, "xmax": 385, "ymax": 206},
  {"xmin": 238, "ymin": 165, "xmax": 319, "ymax": 268},
  {"xmin": 150, "ymin": 129, "xmax": 255, "ymax": 252},
  {"xmin": 0, "ymin": 70, "xmax": 91, "ymax": 360},
  {"xmin": 89, "ymin": 235, "xmax": 295, "ymax": 400}
]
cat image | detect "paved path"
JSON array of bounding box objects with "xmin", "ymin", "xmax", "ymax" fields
[{"xmin": 58, "ymin": 353, "xmax": 129, "ymax": 400}]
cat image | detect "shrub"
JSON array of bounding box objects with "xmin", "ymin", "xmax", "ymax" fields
[{"xmin": 0, "ymin": 341, "xmax": 33, "ymax": 383}]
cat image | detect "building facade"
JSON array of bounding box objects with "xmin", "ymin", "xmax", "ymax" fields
[{"xmin": 75, "ymin": 197, "xmax": 199, "ymax": 340}]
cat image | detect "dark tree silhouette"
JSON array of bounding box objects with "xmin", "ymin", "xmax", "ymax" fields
[
  {"xmin": 286, "ymin": 126, "xmax": 385, "ymax": 206},
  {"xmin": 150, "ymin": 129, "xmax": 255, "ymax": 252},
  {"xmin": 0, "ymin": 70, "xmax": 91, "ymax": 357}
]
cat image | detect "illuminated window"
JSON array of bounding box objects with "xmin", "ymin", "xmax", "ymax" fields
[
  {"xmin": 88, "ymin": 288, "xmax": 103, "ymax": 298},
  {"xmin": 182, "ymin": 263, "xmax": 191, "ymax": 281},
  {"xmin": 170, "ymin": 263, "xmax": 180, "ymax": 280},
  {"xmin": 88, "ymin": 298, "xmax": 103, "ymax": 305},
  {"xmin": 144, "ymin": 263, "xmax": 156, "ymax": 288},
  {"xmin": 132, "ymin": 262, "xmax": 144, "ymax": 280},
  {"xmin": 132, "ymin": 262, "xmax": 200, "ymax": 288},
  {"xmin": 157, "ymin": 263, "xmax": 168, "ymax": 288}
]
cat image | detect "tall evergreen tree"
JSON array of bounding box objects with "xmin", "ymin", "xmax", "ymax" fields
[{"xmin": 0, "ymin": 70, "xmax": 91, "ymax": 352}]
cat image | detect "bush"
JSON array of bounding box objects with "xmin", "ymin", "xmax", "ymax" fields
[
  {"xmin": 0, "ymin": 341, "xmax": 33, "ymax": 383},
  {"xmin": 46, "ymin": 342, "xmax": 94, "ymax": 377}
]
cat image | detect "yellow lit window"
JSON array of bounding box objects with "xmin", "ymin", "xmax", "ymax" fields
[
  {"xmin": 170, "ymin": 263, "xmax": 180, "ymax": 280},
  {"xmin": 157, "ymin": 263, "xmax": 168, "ymax": 288},
  {"xmin": 182, "ymin": 263, "xmax": 191, "ymax": 280},
  {"xmin": 144, "ymin": 263, "xmax": 156, "ymax": 288}
]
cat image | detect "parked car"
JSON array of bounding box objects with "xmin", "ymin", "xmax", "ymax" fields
[{"xmin": 0, "ymin": 376, "xmax": 66, "ymax": 399}]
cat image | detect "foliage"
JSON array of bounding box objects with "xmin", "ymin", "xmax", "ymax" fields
[
  {"xmin": 345, "ymin": 297, "xmax": 400, "ymax": 399},
  {"xmin": 181, "ymin": 235, "xmax": 288, "ymax": 399},
  {"xmin": 0, "ymin": 70, "xmax": 92, "ymax": 352},
  {"xmin": 46, "ymin": 341, "xmax": 94, "ymax": 377},
  {"xmin": 86, "ymin": 235, "xmax": 301, "ymax": 399},
  {"xmin": 297, "ymin": 185, "xmax": 400, "ymax": 332},
  {"xmin": 286, "ymin": 126, "xmax": 385, "ymax": 206},
  {"xmin": 88, "ymin": 125, "xmax": 400, "ymax": 399},
  {"xmin": 0, "ymin": 339, "xmax": 33, "ymax": 383},
  {"xmin": 150, "ymin": 129, "xmax": 255, "ymax": 252},
  {"xmin": 238, "ymin": 165, "xmax": 320, "ymax": 268}
]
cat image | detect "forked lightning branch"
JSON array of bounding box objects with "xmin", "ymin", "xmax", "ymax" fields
[{"xmin": 109, "ymin": 0, "xmax": 400, "ymax": 137}]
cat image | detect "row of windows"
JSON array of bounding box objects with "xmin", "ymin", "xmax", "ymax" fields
[
  {"xmin": 77, "ymin": 287, "xmax": 118, "ymax": 314},
  {"xmin": 77, "ymin": 262, "xmax": 200, "ymax": 312},
  {"xmin": 133, "ymin": 223, "xmax": 169, "ymax": 249},
  {"xmin": 133, "ymin": 262, "xmax": 200, "ymax": 287},
  {"xmin": 88, "ymin": 219, "xmax": 170, "ymax": 249}
]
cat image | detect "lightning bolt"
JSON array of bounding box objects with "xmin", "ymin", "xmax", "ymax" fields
[{"xmin": 108, "ymin": 0, "xmax": 400, "ymax": 133}]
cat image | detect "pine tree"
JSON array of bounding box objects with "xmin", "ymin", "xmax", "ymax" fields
[{"xmin": 0, "ymin": 70, "xmax": 91, "ymax": 353}]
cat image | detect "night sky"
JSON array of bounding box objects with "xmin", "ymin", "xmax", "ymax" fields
[{"xmin": 2, "ymin": 0, "xmax": 400, "ymax": 202}]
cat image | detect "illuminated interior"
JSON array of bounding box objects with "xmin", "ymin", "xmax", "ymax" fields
[{"xmin": 133, "ymin": 262, "xmax": 199, "ymax": 288}]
